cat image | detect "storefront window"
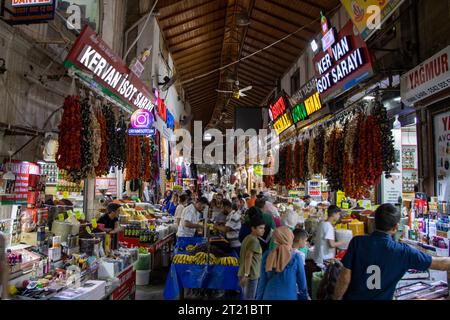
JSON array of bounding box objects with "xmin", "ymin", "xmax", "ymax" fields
[
  {"xmin": 56, "ymin": 0, "xmax": 102, "ymax": 33},
  {"xmin": 434, "ymin": 110, "xmax": 450, "ymax": 201}
]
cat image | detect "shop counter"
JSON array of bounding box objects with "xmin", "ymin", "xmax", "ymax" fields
[{"xmin": 163, "ymin": 263, "xmax": 240, "ymax": 300}]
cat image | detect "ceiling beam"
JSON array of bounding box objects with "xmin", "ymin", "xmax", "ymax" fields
[
  {"xmin": 252, "ymin": 17, "xmax": 310, "ymax": 48},
  {"xmin": 190, "ymin": 96, "xmax": 217, "ymax": 106},
  {"xmin": 239, "ymin": 59, "xmax": 280, "ymax": 78},
  {"xmin": 241, "ymin": 49, "xmax": 288, "ymax": 73},
  {"xmin": 170, "ymin": 30, "xmax": 225, "ymax": 53},
  {"xmin": 184, "ymin": 76, "xmax": 218, "ymax": 89},
  {"xmin": 174, "ymin": 44, "xmax": 223, "ymax": 65},
  {"xmin": 166, "ymin": 17, "xmax": 225, "ymax": 40},
  {"xmin": 172, "ymin": 36, "xmax": 223, "ymax": 57},
  {"xmin": 162, "ymin": 7, "xmax": 226, "ymax": 33},
  {"xmin": 158, "ymin": 0, "xmax": 217, "ymax": 22},
  {"xmin": 252, "ymin": 7, "xmax": 316, "ymax": 36},
  {"xmin": 242, "ymin": 45, "xmax": 294, "ymax": 69},
  {"xmin": 168, "ymin": 24, "xmax": 224, "ymax": 48},
  {"xmin": 238, "ymin": 64, "xmax": 277, "ymax": 83},
  {"xmin": 177, "ymin": 52, "xmax": 221, "ymax": 69},
  {"xmin": 242, "ymin": 39, "xmax": 296, "ymax": 63},
  {"xmin": 245, "ymin": 34, "xmax": 298, "ymax": 61},
  {"xmin": 262, "ymin": 0, "xmax": 320, "ymax": 22}
]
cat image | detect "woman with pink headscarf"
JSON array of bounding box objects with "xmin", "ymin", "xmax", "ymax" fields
[{"xmin": 256, "ymin": 226, "xmax": 308, "ymax": 300}]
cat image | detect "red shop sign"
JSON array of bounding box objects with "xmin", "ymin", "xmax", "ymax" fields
[
  {"xmin": 269, "ymin": 96, "xmax": 288, "ymax": 122},
  {"xmin": 313, "ymin": 20, "xmax": 374, "ymax": 103},
  {"xmin": 111, "ymin": 266, "xmax": 136, "ymax": 300},
  {"xmin": 155, "ymin": 90, "xmax": 167, "ymax": 121},
  {"xmin": 65, "ymin": 26, "xmax": 155, "ymax": 112}
]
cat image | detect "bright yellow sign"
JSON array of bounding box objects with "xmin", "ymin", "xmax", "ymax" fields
[
  {"xmin": 304, "ymin": 92, "xmax": 322, "ymax": 116},
  {"xmin": 273, "ymin": 113, "xmax": 293, "ymax": 135},
  {"xmin": 340, "ymin": 0, "xmax": 404, "ymax": 40}
]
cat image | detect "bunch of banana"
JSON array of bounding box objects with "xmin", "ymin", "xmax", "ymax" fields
[
  {"xmin": 193, "ymin": 252, "xmax": 217, "ymax": 265},
  {"xmin": 218, "ymin": 257, "xmax": 239, "ymax": 266},
  {"xmin": 172, "ymin": 254, "xmax": 195, "ymax": 264},
  {"xmin": 186, "ymin": 245, "xmax": 196, "ymax": 252}
]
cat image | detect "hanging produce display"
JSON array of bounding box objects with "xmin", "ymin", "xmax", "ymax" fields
[
  {"xmin": 125, "ymin": 133, "xmax": 141, "ymax": 181},
  {"xmin": 56, "ymin": 96, "xmax": 82, "ymax": 183},
  {"xmin": 103, "ymin": 105, "xmax": 117, "ymax": 169},
  {"xmin": 314, "ymin": 126, "xmax": 326, "ymax": 175},
  {"xmin": 80, "ymin": 98, "xmax": 95, "ymax": 178},
  {"xmin": 90, "ymin": 106, "xmax": 101, "ymax": 169},
  {"xmin": 95, "ymin": 108, "xmax": 109, "ymax": 177},
  {"xmin": 374, "ymin": 101, "xmax": 396, "ymax": 174},
  {"xmin": 114, "ymin": 111, "xmax": 127, "ymax": 170},
  {"xmin": 142, "ymin": 137, "xmax": 152, "ymax": 182},
  {"xmin": 294, "ymin": 141, "xmax": 301, "ymax": 184}
]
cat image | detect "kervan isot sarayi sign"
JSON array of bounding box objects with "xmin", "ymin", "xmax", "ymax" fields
[{"xmin": 65, "ymin": 26, "xmax": 155, "ymax": 112}]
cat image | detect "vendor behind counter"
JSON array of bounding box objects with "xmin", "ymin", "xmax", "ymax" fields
[{"xmin": 97, "ymin": 203, "xmax": 121, "ymax": 234}]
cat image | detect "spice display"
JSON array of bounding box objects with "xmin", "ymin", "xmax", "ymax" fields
[
  {"xmin": 302, "ymin": 139, "xmax": 309, "ymax": 183},
  {"xmin": 142, "ymin": 137, "xmax": 152, "ymax": 182},
  {"xmin": 56, "ymin": 96, "xmax": 82, "ymax": 176},
  {"xmin": 285, "ymin": 144, "xmax": 293, "ymax": 189},
  {"xmin": 326, "ymin": 126, "xmax": 344, "ymax": 192}
]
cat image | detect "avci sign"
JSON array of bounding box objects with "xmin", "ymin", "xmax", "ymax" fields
[{"xmin": 313, "ymin": 20, "xmax": 374, "ymax": 102}]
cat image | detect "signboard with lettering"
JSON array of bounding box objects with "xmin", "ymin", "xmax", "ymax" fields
[
  {"xmin": 434, "ymin": 110, "xmax": 450, "ymax": 202},
  {"xmin": 64, "ymin": 26, "xmax": 155, "ymax": 113},
  {"xmin": 341, "ymin": 0, "xmax": 404, "ymax": 40},
  {"xmin": 128, "ymin": 108, "xmax": 155, "ymax": 136},
  {"xmin": 4, "ymin": 0, "xmax": 55, "ymax": 24},
  {"xmin": 0, "ymin": 161, "xmax": 40, "ymax": 205},
  {"xmin": 313, "ymin": 20, "xmax": 374, "ymax": 103},
  {"xmin": 269, "ymin": 95, "xmax": 293, "ymax": 135},
  {"xmin": 291, "ymin": 92, "xmax": 323, "ymax": 125},
  {"xmin": 401, "ymin": 46, "xmax": 450, "ymax": 106}
]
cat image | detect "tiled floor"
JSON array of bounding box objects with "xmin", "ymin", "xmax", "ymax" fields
[{"xmin": 135, "ymin": 268, "xmax": 168, "ymax": 300}]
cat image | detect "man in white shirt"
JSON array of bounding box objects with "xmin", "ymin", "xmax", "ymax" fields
[
  {"xmin": 177, "ymin": 197, "xmax": 209, "ymax": 238},
  {"xmin": 214, "ymin": 199, "xmax": 242, "ymax": 255},
  {"xmin": 203, "ymin": 186, "xmax": 214, "ymax": 203},
  {"xmin": 313, "ymin": 205, "xmax": 348, "ymax": 268}
]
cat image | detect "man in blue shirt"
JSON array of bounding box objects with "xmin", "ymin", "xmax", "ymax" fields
[{"xmin": 334, "ymin": 203, "xmax": 450, "ymax": 300}]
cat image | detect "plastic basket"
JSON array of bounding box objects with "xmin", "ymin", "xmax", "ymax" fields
[{"xmin": 135, "ymin": 253, "xmax": 151, "ymax": 270}]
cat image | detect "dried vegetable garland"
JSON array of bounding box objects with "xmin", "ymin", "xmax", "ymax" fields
[
  {"xmin": 115, "ymin": 111, "xmax": 127, "ymax": 170},
  {"xmin": 80, "ymin": 99, "xmax": 95, "ymax": 178},
  {"xmin": 294, "ymin": 141, "xmax": 301, "ymax": 184},
  {"xmin": 302, "ymin": 139, "xmax": 309, "ymax": 183},
  {"xmin": 103, "ymin": 105, "xmax": 117, "ymax": 169},
  {"xmin": 56, "ymin": 96, "xmax": 82, "ymax": 178},
  {"xmin": 90, "ymin": 108, "xmax": 101, "ymax": 168},
  {"xmin": 325, "ymin": 126, "xmax": 344, "ymax": 192},
  {"xmin": 307, "ymin": 137, "xmax": 316, "ymax": 178},
  {"xmin": 314, "ymin": 126, "xmax": 326, "ymax": 175},
  {"xmin": 95, "ymin": 109, "xmax": 108, "ymax": 177},
  {"xmin": 125, "ymin": 134, "xmax": 141, "ymax": 181},
  {"xmin": 142, "ymin": 137, "xmax": 152, "ymax": 182},
  {"xmin": 374, "ymin": 102, "xmax": 396, "ymax": 174},
  {"xmin": 343, "ymin": 114, "xmax": 362, "ymax": 198},
  {"xmin": 285, "ymin": 145, "xmax": 293, "ymax": 189}
]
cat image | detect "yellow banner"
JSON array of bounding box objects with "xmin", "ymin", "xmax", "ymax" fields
[
  {"xmin": 273, "ymin": 113, "xmax": 293, "ymax": 135},
  {"xmin": 340, "ymin": 0, "xmax": 404, "ymax": 40}
]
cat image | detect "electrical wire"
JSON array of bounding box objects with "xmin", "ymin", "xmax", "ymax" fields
[
  {"xmin": 123, "ymin": 0, "xmax": 159, "ymax": 61},
  {"xmin": 180, "ymin": 4, "xmax": 341, "ymax": 86}
]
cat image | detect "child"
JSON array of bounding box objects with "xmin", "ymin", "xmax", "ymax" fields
[{"xmin": 293, "ymin": 229, "xmax": 309, "ymax": 264}]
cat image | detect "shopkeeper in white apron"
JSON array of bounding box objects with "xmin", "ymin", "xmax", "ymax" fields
[{"xmin": 0, "ymin": 232, "xmax": 9, "ymax": 299}]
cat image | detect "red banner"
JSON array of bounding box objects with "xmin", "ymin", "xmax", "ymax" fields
[
  {"xmin": 65, "ymin": 26, "xmax": 155, "ymax": 112},
  {"xmin": 1, "ymin": 161, "xmax": 40, "ymax": 205},
  {"xmin": 111, "ymin": 265, "xmax": 136, "ymax": 300}
]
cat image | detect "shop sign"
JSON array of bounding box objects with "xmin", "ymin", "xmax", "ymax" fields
[
  {"xmin": 128, "ymin": 109, "xmax": 155, "ymax": 136},
  {"xmin": 313, "ymin": 20, "xmax": 374, "ymax": 103},
  {"xmin": 4, "ymin": 0, "xmax": 55, "ymax": 24},
  {"xmin": 65, "ymin": 26, "xmax": 155, "ymax": 113},
  {"xmin": 434, "ymin": 110, "xmax": 450, "ymax": 201},
  {"xmin": 95, "ymin": 177, "xmax": 117, "ymax": 196},
  {"xmin": 291, "ymin": 92, "xmax": 323, "ymax": 124},
  {"xmin": 341, "ymin": 0, "xmax": 404, "ymax": 40},
  {"xmin": 291, "ymin": 78, "xmax": 317, "ymax": 103},
  {"xmin": 269, "ymin": 95, "xmax": 294, "ymax": 135},
  {"xmin": 1, "ymin": 161, "xmax": 40, "ymax": 205},
  {"xmin": 269, "ymin": 96, "xmax": 288, "ymax": 122},
  {"xmin": 401, "ymin": 46, "xmax": 450, "ymax": 106},
  {"xmin": 111, "ymin": 266, "xmax": 136, "ymax": 300},
  {"xmin": 381, "ymin": 174, "xmax": 402, "ymax": 204}
]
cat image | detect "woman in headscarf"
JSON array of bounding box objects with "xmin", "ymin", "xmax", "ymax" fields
[{"xmin": 256, "ymin": 226, "xmax": 308, "ymax": 300}]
